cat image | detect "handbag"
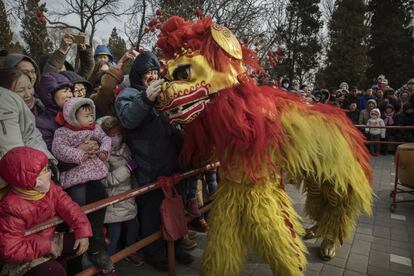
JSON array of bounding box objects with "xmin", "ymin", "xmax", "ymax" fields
[{"xmin": 160, "ymin": 181, "xmax": 188, "ymax": 241}]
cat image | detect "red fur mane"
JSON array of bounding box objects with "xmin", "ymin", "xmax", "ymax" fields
[
  {"xmin": 181, "ymin": 83, "xmax": 302, "ymax": 179},
  {"xmin": 157, "ymin": 16, "xmax": 262, "ymax": 73},
  {"xmin": 181, "ymin": 84, "xmax": 371, "ymax": 182}
]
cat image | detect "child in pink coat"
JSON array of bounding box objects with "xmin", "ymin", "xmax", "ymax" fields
[
  {"xmin": 52, "ymin": 97, "xmax": 111, "ymax": 189},
  {"xmin": 51, "ymin": 97, "xmax": 115, "ymax": 274}
]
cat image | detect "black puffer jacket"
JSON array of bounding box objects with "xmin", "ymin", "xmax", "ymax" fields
[{"xmin": 115, "ymin": 51, "xmax": 182, "ymax": 185}]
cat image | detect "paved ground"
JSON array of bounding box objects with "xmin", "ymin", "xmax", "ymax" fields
[{"xmin": 115, "ymin": 155, "xmax": 414, "ymax": 275}]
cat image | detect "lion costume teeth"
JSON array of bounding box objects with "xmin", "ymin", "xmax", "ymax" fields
[{"xmin": 157, "ymin": 16, "xmax": 373, "ymax": 276}]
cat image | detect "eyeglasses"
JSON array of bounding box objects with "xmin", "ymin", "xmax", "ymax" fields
[{"xmin": 73, "ymin": 87, "xmax": 86, "ymax": 96}]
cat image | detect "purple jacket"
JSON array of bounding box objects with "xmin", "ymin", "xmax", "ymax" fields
[
  {"xmin": 36, "ymin": 72, "xmax": 72, "ymax": 150},
  {"xmin": 52, "ymin": 98, "xmax": 111, "ymax": 189}
]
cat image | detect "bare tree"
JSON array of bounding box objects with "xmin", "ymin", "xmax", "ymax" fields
[
  {"xmin": 120, "ymin": 0, "xmax": 290, "ymax": 64},
  {"xmin": 123, "ymin": 0, "xmax": 159, "ymax": 50},
  {"xmin": 47, "ymin": 0, "xmax": 127, "ymax": 46},
  {"xmin": 321, "ymin": 0, "xmax": 336, "ymax": 23}
]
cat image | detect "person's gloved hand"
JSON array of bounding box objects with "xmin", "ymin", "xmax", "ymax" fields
[
  {"xmin": 49, "ymin": 159, "xmax": 60, "ymax": 185},
  {"xmin": 145, "ymin": 79, "xmax": 165, "ymax": 102},
  {"xmin": 126, "ymin": 159, "xmax": 137, "ymax": 172}
]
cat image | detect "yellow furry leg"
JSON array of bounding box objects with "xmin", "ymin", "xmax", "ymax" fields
[
  {"xmin": 304, "ymin": 178, "xmax": 372, "ymax": 244},
  {"xmin": 244, "ymin": 181, "xmax": 307, "ymax": 276},
  {"xmin": 201, "ymin": 182, "xmax": 248, "ymax": 276},
  {"xmin": 202, "ymin": 179, "xmax": 307, "ymax": 276}
]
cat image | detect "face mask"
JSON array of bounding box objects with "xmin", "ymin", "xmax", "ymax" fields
[
  {"xmin": 34, "ymin": 171, "xmax": 51, "ymax": 193},
  {"xmin": 111, "ymin": 135, "xmax": 123, "ymax": 151},
  {"xmin": 283, "ymin": 83, "xmax": 289, "ymax": 88}
]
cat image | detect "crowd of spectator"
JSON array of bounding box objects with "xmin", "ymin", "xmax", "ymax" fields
[
  {"xmin": 0, "ymin": 33, "xmax": 216, "ymax": 276},
  {"xmin": 280, "ymin": 76, "xmax": 414, "ymax": 155}
]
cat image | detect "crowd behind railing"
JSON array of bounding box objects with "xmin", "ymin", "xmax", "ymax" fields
[
  {"xmin": 0, "ymin": 33, "xmax": 413, "ymax": 276},
  {"xmin": 0, "ymin": 34, "xmax": 217, "ymax": 276},
  {"xmin": 274, "ymin": 77, "xmax": 414, "ymax": 155}
]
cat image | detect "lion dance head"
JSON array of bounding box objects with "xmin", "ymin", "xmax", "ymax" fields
[{"xmin": 156, "ymin": 16, "xmax": 262, "ymax": 125}]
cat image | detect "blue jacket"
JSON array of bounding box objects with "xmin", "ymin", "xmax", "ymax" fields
[{"xmin": 115, "ymin": 51, "xmax": 181, "ymax": 185}]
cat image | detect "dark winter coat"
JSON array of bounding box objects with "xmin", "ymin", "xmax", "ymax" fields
[
  {"xmin": 395, "ymin": 104, "xmax": 414, "ymax": 142},
  {"xmin": 36, "ymin": 72, "xmax": 72, "ymax": 150},
  {"xmin": 346, "ymin": 110, "xmax": 360, "ymax": 125},
  {"xmin": 90, "ymin": 67, "xmax": 124, "ymax": 118},
  {"xmin": 115, "ymin": 51, "xmax": 181, "ymax": 184},
  {"xmin": 39, "ymin": 45, "xmax": 94, "ymax": 80},
  {"xmin": 359, "ymin": 95, "xmax": 377, "ymax": 111},
  {"xmin": 0, "ymin": 147, "xmax": 92, "ymax": 263}
]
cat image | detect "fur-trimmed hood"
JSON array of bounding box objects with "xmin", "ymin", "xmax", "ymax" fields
[{"xmin": 62, "ymin": 97, "xmax": 96, "ymax": 127}]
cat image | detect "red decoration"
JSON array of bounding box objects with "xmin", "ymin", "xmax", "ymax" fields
[
  {"xmin": 148, "ymin": 18, "xmax": 158, "ymax": 28},
  {"xmin": 268, "ymin": 51, "xmax": 276, "ymax": 68},
  {"xmin": 276, "ymin": 47, "xmax": 284, "ymax": 61},
  {"xmin": 156, "ymin": 9, "xmax": 162, "ymax": 16},
  {"xmin": 195, "ymin": 7, "xmax": 202, "ymax": 18},
  {"xmin": 144, "ymin": 27, "xmax": 149, "ymax": 33}
]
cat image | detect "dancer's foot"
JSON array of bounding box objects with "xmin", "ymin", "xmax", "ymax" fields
[
  {"xmin": 303, "ymin": 225, "xmax": 320, "ymax": 240},
  {"xmin": 320, "ymin": 239, "xmax": 336, "ymax": 261}
]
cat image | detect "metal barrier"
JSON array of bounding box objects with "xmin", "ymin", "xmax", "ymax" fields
[
  {"xmin": 355, "ymin": 125, "xmax": 414, "ymax": 145},
  {"xmin": 25, "ymin": 162, "xmax": 220, "ymax": 236},
  {"xmin": 23, "ymin": 162, "xmax": 220, "ymax": 276}
]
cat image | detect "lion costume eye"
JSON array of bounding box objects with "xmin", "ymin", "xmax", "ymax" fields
[{"xmin": 172, "ymin": 64, "xmax": 191, "ymax": 81}]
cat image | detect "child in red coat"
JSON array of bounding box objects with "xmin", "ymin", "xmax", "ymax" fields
[{"xmin": 0, "ymin": 147, "xmax": 92, "ymax": 276}]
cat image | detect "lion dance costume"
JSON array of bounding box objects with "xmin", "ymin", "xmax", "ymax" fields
[{"xmin": 156, "ymin": 16, "xmax": 373, "ymax": 276}]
